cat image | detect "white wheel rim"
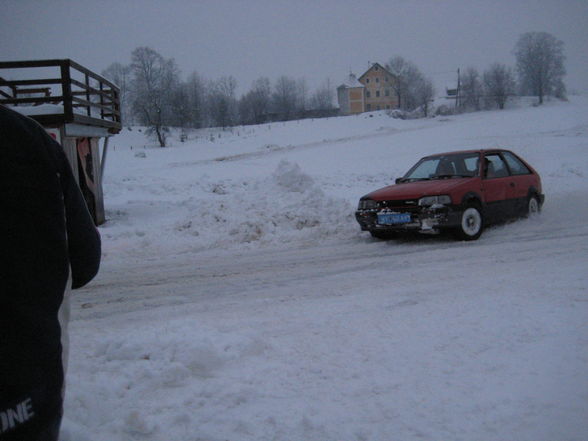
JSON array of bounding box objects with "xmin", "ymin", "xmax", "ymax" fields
[
  {"xmin": 528, "ymin": 198, "xmax": 539, "ymax": 215},
  {"xmin": 462, "ymin": 208, "xmax": 481, "ymax": 236}
]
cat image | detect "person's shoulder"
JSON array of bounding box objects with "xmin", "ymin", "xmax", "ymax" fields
[
  {"xmin": 0, "ymin": 105, "xmax": 66, "ymax": 179},
  {"xmin": 0, "ymin": 104, "xmax": 44, "ymax": 141},
  {"xmin": 0, "ymin": 103, "xmax": 33, "ymax": 126},
  {"xmin": 0, "ymin": 105, "xmax": 60, "ymax": 152}
]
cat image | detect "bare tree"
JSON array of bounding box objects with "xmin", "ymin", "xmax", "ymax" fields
[
  {"xmin": 238, "ymin": 93, "xmax": 255, "ymax": 126},
  {"xmin": 514, "ymin": 31, "xmax": 566, "ymax": 104},
  {"xmin": 239, "ymin": 77, "xmax": 271, "ymax": 125},
  {"xmin": 386, "ymin": 56, "xmax": 410, "ymax": 110},
  {"xmin": 385, "ymin": 56, "xmax": 429, "ymax": 112},
  {"xmin": 130, "ymin": 47, "xmax": 180, "ymax": 146},
  {"xmin": 101, "ymin": 62, "xmax": 132, "ymax": 124},
  {"xmin": 216, "ymin": 75, "xmax": 238, "ymax": 98},
  {"xmin": 413, "ymin": 76, "xmax": 435, "ymax": 117},
  {"xmin": 169, "ymin": 82, "xmax": 190, "ymax": 129},
  {"xmin": 460, "ymin": 67, "xmax": 482, "ymax": 111},
  {"xmin": 296, "ymin": 78, "xmax": 309, "ymax": 112},
  {"xmin": 310, "ymin": 78, "xmax": 335, "ymax": 114},
  {"xmin": 385, "ymin": 56, "xmax": 419, "ymax": 110},
  {"xmin": 272, "ymin": 76, "xmax": 298, "ymax": 120},
  {"xmin": 207, "ymin": 76, "xmax": 238, "ymax": 129},
  {"xmin": 185, "ymin": 72, "xmax": 205, "ymax": 128},
  {"xmin": 483, "ymin": 63, "xmax": 516, "ymax": 110}
]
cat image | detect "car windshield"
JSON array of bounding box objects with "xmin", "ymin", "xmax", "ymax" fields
[{"xmin": 400, "ymin": 152, "xmax": 480, "ymax": 182}]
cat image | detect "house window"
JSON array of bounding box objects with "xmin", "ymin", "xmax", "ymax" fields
[
  {"xmin": 375, "ymin": 65, "xmax": 379, "ymax": 71},
  {"xmin": 377, "ymin": 105, "xmax": 381, "ymax": 110},
  {"xmin": 367, "ymin": 104, "xmax": 372, "ymax": 111},
  {"xmin": 376, "ymin": 90, "xmax": 380, "ymax": 97},
  {"xmin": 366, "ymin": 91, "xmax": 371, "ymax": 98},
  {"xmin": 376, "ymin": 78, "xmax": 379, "ymax": 83},
  {"xmin": 385, "ymin": 89, "xmax": 390, "ymax": 96},
  {"xmin": 366, "ymin": 78, "xmax": 370, "ymax": 83}
]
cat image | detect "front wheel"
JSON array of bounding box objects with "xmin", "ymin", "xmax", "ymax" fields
[
  {"xmin": 370, "ymin": 230, "xmax": 397, "ymax": 240},
  {"xmin": 454, "ymin": 204, "xmax": 484, "ymax": 241}
]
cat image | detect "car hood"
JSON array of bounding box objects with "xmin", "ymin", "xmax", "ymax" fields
[{"xmin": 363, "ymin": 178, "xmax": 476, "ymax": 201}]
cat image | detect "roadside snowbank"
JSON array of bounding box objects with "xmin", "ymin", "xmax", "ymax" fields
[{"xmin": 100, "ymin": 159, "xmax": 356, "ymax": 259}]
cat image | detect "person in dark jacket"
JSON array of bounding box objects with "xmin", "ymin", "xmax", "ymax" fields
[{"xmin": 0, "ymin": 104, "xmax": 101, "ymax": 440}]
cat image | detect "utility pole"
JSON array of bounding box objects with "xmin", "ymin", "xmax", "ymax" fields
[{"xmin": 455, "ymin": 68, "xmax": 461, "ymax": 109}]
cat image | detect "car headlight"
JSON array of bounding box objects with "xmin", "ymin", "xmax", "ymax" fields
[
  {"xmin": 418, "ymin": 195, "xmax": 452, "ymax": 206},
  {"xmin": 358, "ymin": 199, "xmax": 378, "ymax": 210}
]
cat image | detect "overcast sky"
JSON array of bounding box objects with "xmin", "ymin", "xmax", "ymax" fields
[{"xmin": 2, "ymin": 0, "xmax": 587, "ymax": 96}]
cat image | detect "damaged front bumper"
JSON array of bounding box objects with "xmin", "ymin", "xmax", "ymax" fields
[{"xmin": 355, "ymin": 205, "xmax": 462, "ymax": 235}]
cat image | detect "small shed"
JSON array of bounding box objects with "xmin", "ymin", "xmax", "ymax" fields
[
  {"xmin": 0, "ymin": 59, "xmax": 121, "ymax": 225},
  {"xmin": 337, "ymin": 73, "xmax": 365, "ymax": 115}
]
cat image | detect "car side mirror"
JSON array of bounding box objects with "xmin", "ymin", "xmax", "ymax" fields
[{"xmin": 395, "ymin": 177, "xmax": 403, "ymax": 184}]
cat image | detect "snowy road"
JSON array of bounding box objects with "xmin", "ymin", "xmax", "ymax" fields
[{"xmin": 74, "ymin": 191, "xmax": 588, "ymax": 320}]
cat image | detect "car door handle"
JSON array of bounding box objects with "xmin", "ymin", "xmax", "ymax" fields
[{"xmin": 510, "ymin": 182, "xmax": 516, "ymax": 187}]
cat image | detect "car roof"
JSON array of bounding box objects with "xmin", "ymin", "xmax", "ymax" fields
[{"xmin": 422, "ymin": 149, "xmax": 511, "ymax": 158}]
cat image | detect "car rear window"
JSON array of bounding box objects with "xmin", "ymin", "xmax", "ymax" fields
[{"xmin": 502, "ymin": 151, "xmax": 532, "ymax": 175}]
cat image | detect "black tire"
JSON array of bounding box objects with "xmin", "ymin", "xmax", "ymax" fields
[
  {"xmin": 526, "ymin": 195, "xmax": 541, "ymax": 218},
  {"xmin": 454, "ymin": 203, "xmax": 484, "ymax": 241},
  {"xmin": 370, "ymin": 230, "xmax": 397, "ymax": 240}
]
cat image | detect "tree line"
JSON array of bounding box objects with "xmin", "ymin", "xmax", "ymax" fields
[
  {"xmin": 446, "ymin": 31, "xmax": 566, "ymax": 113},
  {"xmin": 102, "ymin": 31, "xmax": 566, "ymax": 146},
  {"xmin": 102, "ymin": 47, "xmax": 335, "ymax": 146},
  {"xmin": 385, "ymin": 31, "xmax": 566, "ymax": 117}
]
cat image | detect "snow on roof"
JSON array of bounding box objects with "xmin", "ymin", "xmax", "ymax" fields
[
  {"xmin": 10, "ymin": 103, "xmax": 104, "ymax": 119},
  {"xmin": 358, "ymin": 62, "xmax": 394, "ymax": 82},
  {"xmin": 10, "ymin": 103, "xmax": 65, "ymax": 116},
  {"xmin": 338, "ymin": 73, "xmax": 364, "ymax": 89}
]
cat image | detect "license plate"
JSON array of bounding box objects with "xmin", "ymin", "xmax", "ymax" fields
[{"xmin": 377, "ymin": 212, "xmax": 411, "ymax": 225}]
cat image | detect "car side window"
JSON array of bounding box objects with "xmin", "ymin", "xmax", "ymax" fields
[
  {"xmin": 502, "ymin": 151, "xmax": 532, "ymax": 175},
  {"xmin": 436, "ymin": 160, "xmax": 455, "ymax": 176},
  {"xmin": 463, "ymin": 156, "xmax": 479, "ymax": 176},
  {"xmin": 484, "ymin": 154, "xmax": 509, "ymax": 178}
]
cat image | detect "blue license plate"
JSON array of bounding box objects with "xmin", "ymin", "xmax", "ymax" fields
[{"xmin": 377, "ymin": 212, "xmax": 411, "ymax": 225}]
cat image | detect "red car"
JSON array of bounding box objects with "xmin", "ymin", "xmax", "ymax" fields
[{"xmin": 355, "ymin": 149, "xmax": 544, "ymax": 240}]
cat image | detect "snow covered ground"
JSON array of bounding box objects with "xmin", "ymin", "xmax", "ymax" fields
[{"xmin": 61, "ymin": 97, "xmax": 588, "ymax": 441}]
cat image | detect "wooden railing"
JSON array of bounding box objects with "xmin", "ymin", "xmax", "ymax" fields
[{"xmin": 0, "ymin": 59, "xmax": 121, "ymax": 133}]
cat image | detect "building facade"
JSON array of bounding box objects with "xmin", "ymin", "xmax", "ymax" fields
[
  {"xmin": 358, "ymin": 63, "xmax": 398, "ymax": 112},
  {"xmin": 338, "ymin": 63, "xmax": 398, "ymax": 115}
]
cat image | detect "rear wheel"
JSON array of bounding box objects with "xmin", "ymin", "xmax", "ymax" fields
[
  {"xmin": 454, "ymin": 204, "xmax": 484, "ymax": 241},
  {"xmin": 526, "ymin": 195, "xmax": 541, "ymax": 217}
]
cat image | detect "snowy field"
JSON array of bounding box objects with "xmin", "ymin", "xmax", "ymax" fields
[{"xmin": 61, "ymin": 97, "xmax": 588, "ymax": 441}]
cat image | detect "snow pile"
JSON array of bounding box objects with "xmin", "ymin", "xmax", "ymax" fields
[
  {"xmin": 100, "ymin": 159, "xmax": 356, "ymax": 260},
  {"xmin": 63, "ymin": 318, "xmax": 271, "ymax": 441},
  {"xmin": 272, "ymin": 159, "xmax": 314, "ymax": 192},
  {"xmin": 213, "ymin": 160, "xmax": 355, "ymax": 246}
]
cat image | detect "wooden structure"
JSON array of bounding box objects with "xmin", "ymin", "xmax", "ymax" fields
[{"xmin": 0, "ymin": 59, "xmax": 121, "ymax": 225}]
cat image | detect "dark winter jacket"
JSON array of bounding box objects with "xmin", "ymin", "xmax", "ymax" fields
[{"xmin": 0, "ymin": 104, "xmax": 101, "ymax": 440}]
